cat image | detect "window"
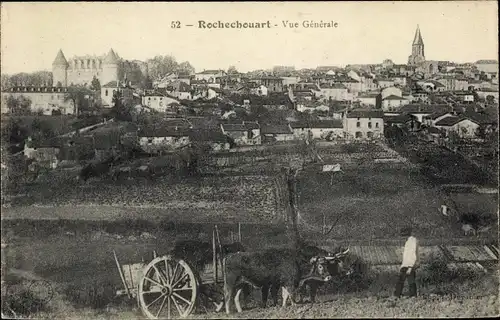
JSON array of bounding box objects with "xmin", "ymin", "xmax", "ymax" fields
[
  {"xmin": 356, "ymin": 122, "xmax": 361, "ymax": 128},
  {"xmin": 105, "ymin": 90, "xmax": 108, "ymax": 96},
  {"xmin": 367, "ymin": 131, "xmax": 374, "ymax": 138},
  {"xmin": 148, "ymin": 139, "xmax": 153, "ymax": 144},
  {"xmin": 355, "ymin": 131, "xmax": 363, "ymax": 138},
  {"xmin": 368, "ymin": 122, "xmax": 372, "ymax": 128},
  {"xmin": 375, "ymin": 122, "xmax": 379, "ymax": 128}
]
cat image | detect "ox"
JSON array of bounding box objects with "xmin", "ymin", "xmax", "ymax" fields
[
  {"xmin": 223, "ymin": 247, "xmax": 334, "ymax": 314},
  {"xmin": 296, "ymin": 245, "xmax": 352, "ymax": 303},
  {"xmin": 170, "ymin": 239, "xmax": 245, "ymax": 274}
]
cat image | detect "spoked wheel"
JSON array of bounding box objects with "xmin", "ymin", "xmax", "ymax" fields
[{"xmin": 138, "ymin": 255, "xmax": 198, "ymax": 319}]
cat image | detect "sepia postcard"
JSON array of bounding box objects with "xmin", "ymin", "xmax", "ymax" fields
[{"xmin": 1, "ymin": 1, "xmax": 498, "ymax": 319}]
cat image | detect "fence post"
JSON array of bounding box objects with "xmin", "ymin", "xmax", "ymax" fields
[{"xmin": 238, "ymin": 223, "xmax": 242, "ymax": 242}]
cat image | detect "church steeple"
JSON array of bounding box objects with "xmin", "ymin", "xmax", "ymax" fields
[
  {"xmin": 412, "ymin": 25, "xmax": 424, "ymax": 46},
  {"xmin": 408, "ymin": 25, "xmax": 425, "ymax": 66}
]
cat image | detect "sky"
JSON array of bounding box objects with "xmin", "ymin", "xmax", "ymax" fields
[{"xmin": 1, "ymin": 1, "xmax": 498, "ymax": 75}]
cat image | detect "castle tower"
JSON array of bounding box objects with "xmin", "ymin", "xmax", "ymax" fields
[
  {"xmin": 408, "ymin": 25, "xmax": 425, "ymax": 66},
  {"xmin": 101, "ymin": 48, "xmax": 120, "ymax": 86},
  {"xmin": 52, "ymin": 49, "xmax": 69, "ymax": 87}
]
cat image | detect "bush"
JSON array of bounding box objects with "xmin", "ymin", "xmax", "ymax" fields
[{"xmin": 1, "ymin": 283, "xmax": 49, "ymax": 317}]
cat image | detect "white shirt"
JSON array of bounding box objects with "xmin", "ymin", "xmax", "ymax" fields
[{"xmin": 401, "ymin": 236, "xmax": 420, "ymax": 268}]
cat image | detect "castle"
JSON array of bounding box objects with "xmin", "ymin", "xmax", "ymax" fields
[{"xmin": 52, "ymin": 49, "xmax": 148, "ymax": 88}]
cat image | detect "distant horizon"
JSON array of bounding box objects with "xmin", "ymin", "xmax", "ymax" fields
[{"xmin": 1, "ymin": 2, "xmax": 498, "ymax": 75}]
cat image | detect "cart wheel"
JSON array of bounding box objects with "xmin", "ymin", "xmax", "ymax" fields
[{"xmin": 138, "ymin": 255, "xmax": 198, "ymax": 319}]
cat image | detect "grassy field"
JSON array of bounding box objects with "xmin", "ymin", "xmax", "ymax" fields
[
  {"xmin": 2, "ymin": 219, "xmax": 498, "ymax": 319},
  {"xmin": 295, "ymin": 165, "xmax": 498, "ymax": 239}
]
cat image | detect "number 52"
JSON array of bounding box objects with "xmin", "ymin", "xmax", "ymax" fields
[{"xmin": 171, "ymin": 21, "xmax": 181, "ymax": 28}]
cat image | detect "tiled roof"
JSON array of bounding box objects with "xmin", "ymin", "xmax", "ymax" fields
[
  {"xmin": 197, "ymin": 70, "xmax": 224, "ymax": 75},
  {"xmin": 221, "ymin": 122, "xmax": 260, "ymax": 132},
  {"xmin": 383, "ymin": 95, "xmax": 406, "ymax": 101},
  {"xmin": 103, "ymin": 49, "xmax": 120, "ymax": 64},
  {"xmin": 320, "ymin": 83, "xmax": 347, "ymax": 89},
  {"xmin": 52, "ymin": 49, "xmax": 68, "ymax": 66},
  {"xmin": 475, "ymin": 60, "xmax": 498, "ymax": 64},
  {"xmin": 346, "ymin": 109, "xmax": 384, "ymax": 118},
  {"xmin": 384, "ymin": 114, "xmax": 414, "ymax": 123},
  {"xmin": 138, "ymin": 126, "xmax": 190, "ymax": 137},
  {"xmin": 435, "ymin": 116, "xmax": 479, "ymax": 127},
  {"xmin": 189, "ymin": 129, "xmax": 228, "ymax": 142},
  {"xmin": 260, "ymin": 124, "xmax": 293, "ymax": 135},
  {"xmin": 425, "ymin": 111, "xmax": 452, "ymax": 120},
  {"xmin": 399, "ymin": 104, "xmax": 451, "ymax": 114},
  {"xmin": 289, "ymin": 119, "xmax": 343, "ymax": 129}
]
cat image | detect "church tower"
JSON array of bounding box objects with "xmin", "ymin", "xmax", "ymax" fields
[
  {"xmin": 408, "ymin": 25, "xmax": 425, "ymax": 66},
  {"xmin": 52, "ymin": 49, "xmax": 69, "ymax": 87},
  {"xmin": 101, "ymin": 48, "xmax": 120, "ymax": 86}
]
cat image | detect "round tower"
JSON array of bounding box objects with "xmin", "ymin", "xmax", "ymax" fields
[
  {"xmin": 52, "ymin": 49, "xmax": 69, "ymax": 87},
  {"xmin": 101, "ymin": 49, "xmax": 120, "ymax": 86}
]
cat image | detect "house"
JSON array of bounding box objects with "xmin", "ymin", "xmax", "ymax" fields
[
  {"xmin": 1, "ymin": 86, "xmax": 75, "ymax": 115},
  {"xmin": 476, "ymin": 87, "xmax": 499, "ymax": 102},
  {"xmin": 423, "ymin": 111, "xmax": 455, "ymax": 127},
  {"xmin": 475, "ymin": 60, "xmax": 498, "ymax": 78},
  {"xmin": 434, "ymin": 116, "xmax": 480, "ymax": 139},
  {"xmin": 289, "ymin": 120, "xmax": 343, "ymax": 140},
  {"xmin": 391, "ymin": 76, "xmax": 407, "ymax": 87},
  {"xmin": 381, "ymin": 95, "xmax": 410, "ymax": 111},
  {"xmin": 419, "ymin": 80, "xmax": 446, "ymax": 92},
  {"xmin": 252, "ymin": 85, "xmax": 268, "ymax": 96},
  {"xmin": 384, "ymin": 114, "xmax": 419, "ymax": 131},
  {"xmin": 381, "ymin": 86, "xmax": 403, "ymax": 100},
  {"xmin": 195, "ymin": 70, "xmax": 226, "ymax": 82},
  {"xmin": 296, "ymin": 100, "xmax": 330, "ymax": 113},
  {"xmin": 260, "ymin": 124, "xmax": 295, "ymax": 143},
  {"xmin": 356, "ymin": 93, "xmax": 379, "ymax": 107},
  {"xmin": 452, "ymin": 91, "xmax": 475, "ymax": 103},
  {"xmin": 188, "ymin": 129, "xmax": 230, "ymax": 151},
  {"xmin": 138, "ymin": 126, "xmax": 191, "ymax": 153},
  {"xmin": 166, "ymin": 81, "xmax": 193, "ymax": 100},
  {"xmin": 435, "ymin": 77, "xmax": 469, "ymax": 91},
  {"xmin": 220, "ymin": 122, "xmax": 261, "ymax": 146},
  {"xmin": 376, "ymin": 78, "xmax": 395, "ymax": 89},
  {"xmin": 23, "ymin": 137, "xmax": 60, "ymax": 169},
  {"xmin": 142, "ymin": 92, "xmax": 180, "ymax": 112},
  {"xmin": 319, "ymin": 84, "xmax": 351, "ymax": 101},
  {"xmin": 257, "ymin": 77, "xmax": 285, "ymax": 93},
  {"xmin": 399, "ymin": 104, "xmax": 452, "ymax": 123},
  {"xmin": 343, "ymin": 109, "xmax": 384, "ymax": 140},
  {"xmin": 101, "ymin": 81, "xmax": 134, "ymax": 108}
]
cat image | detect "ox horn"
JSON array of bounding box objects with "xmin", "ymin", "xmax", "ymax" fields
[{"xmin": 334, "ymin": 248, "xmax": 350, "ymax": 258}]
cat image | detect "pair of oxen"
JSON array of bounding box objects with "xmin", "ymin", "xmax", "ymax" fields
[{"xmin": 171, "ymin": 240, "xmax": 352, "ymax": 314}]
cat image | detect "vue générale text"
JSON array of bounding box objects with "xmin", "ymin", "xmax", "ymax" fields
[{"xmin": 197, "ymin": 20, "xmax": 339, "ymax": 29}]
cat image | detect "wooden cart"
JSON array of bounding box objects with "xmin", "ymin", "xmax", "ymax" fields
[{"xmin": 114, "ymin": 225, "xmax": 240, "ymax": 319}]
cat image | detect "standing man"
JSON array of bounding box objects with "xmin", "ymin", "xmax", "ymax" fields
[{"xmin": 394, "ymin": 227, "xmax": 420, "ymax": 298}]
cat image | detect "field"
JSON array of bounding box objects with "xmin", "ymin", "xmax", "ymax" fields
[
  {"xmin": 1, "ymin": 140, "xmax": 498, "ymax": 318},
  {"xmin": 2, "ymin": 220, "xmax": 499, "ymax": 319}
]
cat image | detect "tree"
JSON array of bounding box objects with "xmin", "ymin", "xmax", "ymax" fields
[
  {"xmin": 486, "ymin": 95, "xmax": 495, "ymax": 105},
  {"xmin": 146, "ymin": 55, "xmax": 179, "ymax": 80},
  {"xmin": 90, "ymin": 76, "xmax": 101, "ymax": 92},
  {"xmin": 141, "ymin": 76, "xmax": 153, "ymax": 90},
  {"xmin": 6, "ymin": 95, "xmax": 31, "ymax": 115},
  {"xmin": 177, "ymin": 61, "xmax": 195, "ymax": 75},
  {"xmin": 227, "ymin": 66, "xmax": 238, "ymax": 74},
  {"xmin": 110, "ymin": 90, "xmax": 133, "ymax": 122},
  {"xmin": 64, "ymin": 86, "xmax": 93, "ymax": 115}
]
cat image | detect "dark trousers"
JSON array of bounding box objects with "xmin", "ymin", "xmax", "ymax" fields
[{"xmin": 394, "ymin": 267, "xmax": 417, "ymax": 297}]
